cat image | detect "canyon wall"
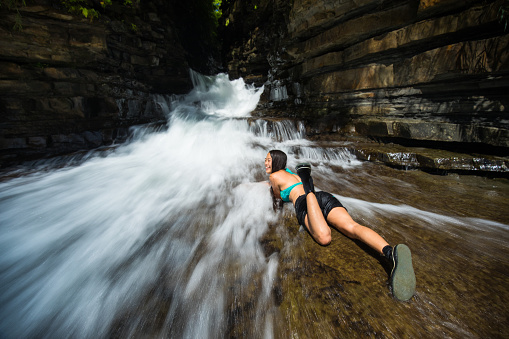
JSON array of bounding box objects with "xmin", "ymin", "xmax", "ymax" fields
[
  {"xmin": 2, "ymin": 0, "xmax": 508, "ymax": 166},
  {"xmin": 0, "ymin": 0, "xmax": 217, "ymax": 165},
  {"xmin": 221, "ymin": 0, "xmax": 509, "ymax": 155}
]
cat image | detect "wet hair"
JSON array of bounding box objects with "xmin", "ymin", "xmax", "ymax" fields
[
  {"xmin": 268, "ymin": 150, "xmax": 287, "ymax": 211},
  {"xmin": 269, "ymin": 150, "xmax": 287, "ymax": 173}
]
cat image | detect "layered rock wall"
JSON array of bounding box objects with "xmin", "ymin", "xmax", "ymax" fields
[
  {"xmin": 0, "ymin": 0, "xmax": 195, "ymax": 164},
  {"xmin": 222, "ymin": 0, "xmax": 509, "ymax": 154}
]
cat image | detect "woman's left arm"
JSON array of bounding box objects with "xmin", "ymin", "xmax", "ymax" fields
[
  {"xmin": 268, "ymin": 174, "xmax": 284, "ymax": 211},
  {"xmin": 268, "ymin": 174, "xmax": 280, "ymax": 197}
]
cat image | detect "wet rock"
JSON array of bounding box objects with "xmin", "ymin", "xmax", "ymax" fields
[
  {"xmin": 27, "ymin": 136, "xmax": 47, "ymax": 148},
  {"xmin": 0, "ymin": 137, "xmax": 27, "ymax": 150},
  {"xmin": 353, "ymin": 119, "xmax": 509, "ymax": 148},
  {"xmin": 83, "ymin": 131, "xmax": 103, "ymax": 148},
  {"xmin": 349, "ymin": 142, "xmax": 509, "ymax": 175},
  {"xmin": 222, "ymin": 0, "xmax": 509, "ymax": 157},
  {"xmin": 0, "ymin": 0, "xmax": 208, "ymax": 166}
]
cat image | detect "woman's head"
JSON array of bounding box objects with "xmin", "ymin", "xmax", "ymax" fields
[{"xmin": 265, "ymin": 150, "xmax": 287, "ymax": 174}]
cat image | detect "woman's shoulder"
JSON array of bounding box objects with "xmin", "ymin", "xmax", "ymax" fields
[
  {"xmin": 269, "ymin": 169, "xmax": 285, "ymax": 181},
  {"xmin": 270, "ymin": 169, "xmax": 298, "ymax": 183}
]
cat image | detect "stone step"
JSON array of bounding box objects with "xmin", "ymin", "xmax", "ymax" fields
[{"xmin": 344, "ymin": 142, "xmax": 509, "ymax": 175}]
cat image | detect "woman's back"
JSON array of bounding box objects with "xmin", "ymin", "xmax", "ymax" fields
[{"xmin": 270, "ymin": 169, "xmax": 304, "ymax": 203}]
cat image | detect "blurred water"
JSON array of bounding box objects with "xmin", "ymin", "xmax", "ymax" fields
[
  {"xmin": 0, "ymin": 71, "xmax": 357, "ymax": 338},
  {"xmin": 1, "ymin": 71, "xmax": 508, "ymax": 338}
]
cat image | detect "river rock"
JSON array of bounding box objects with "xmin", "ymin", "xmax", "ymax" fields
[{"xmin": 348, "ymin": 141, "xmax": 509, "ymax": 174}]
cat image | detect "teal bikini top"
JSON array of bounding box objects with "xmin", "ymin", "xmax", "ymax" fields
[{"xmin": 280, "ymin": 168, "xmax": 302, "ymax": 202}]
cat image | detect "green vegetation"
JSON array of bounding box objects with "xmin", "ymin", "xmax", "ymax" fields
[
  {"xmin": 213, "ymin": 0, "xmax": 221, "ymax": 24},
  {"xmin": 500, "ymin": 0, "xmax": 509, "ymax": 31},
  {"xmin": 0, "ymin": 0, "xmax": 26, "ymax": 30},
  {"xmin": 60, "ymin": 0, "xmax": 139, "ymax": 21},
  {"xmin": 1, "ymin": 0, "xmax": 221, "ymax": 32},
  {"xmin": 0, "ymin": 0, "xmax": 141, "ymax": 28},
  {"xmin": 60, "ymin": 0, "xmax": 100, "ymax": 20},
  {"xmin": 34, "ymin": 62, "xmax": 50, "ymax": 68}
]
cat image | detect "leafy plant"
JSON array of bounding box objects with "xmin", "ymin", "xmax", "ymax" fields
[
  {"xmin": 34, "ymin": 62, "xmax": 50, "ymax": 68},
  {"xmin": 0, "ymin": 0, "xmax": 26, "ymax": 30},
  {"xmin": 500, "ymin": 0, "xmax": 509, "ymax": 31},
  {"xmin": 123, "ymin": 0, "xmax": 139, "ymax": 6},
  {"xmin": 58, "ymin": 0, "xmax": 140, "ymax": 21},
  {"xmin": 60, "ymin": 0, "xmax": 99, "ymax": 20},
  {"xmin": 213, "ymin": 0, "xmax": 221, "ymax": 23}
]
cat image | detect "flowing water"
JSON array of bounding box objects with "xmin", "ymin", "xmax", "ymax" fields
[{"xmin": 0, "ymin": 72, "xmax": 508, "ymax": 339}]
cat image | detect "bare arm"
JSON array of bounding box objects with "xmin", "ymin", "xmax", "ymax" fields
[
  {"xmin": 269, "ymin": 174, "xmax": 280, "ymax": 198},
  {"xmin": 268, "ymin": 174, "xmax": 284, "ymax": 211}
]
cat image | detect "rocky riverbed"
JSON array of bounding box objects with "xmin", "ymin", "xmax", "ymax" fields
[{"xmin": 257, "ymin": 159, "xmax": 509, "ymax": 338}]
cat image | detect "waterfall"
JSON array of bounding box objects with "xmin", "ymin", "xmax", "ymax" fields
[
  {"xmin": 0, "ymin": 71, "xmax": 360, "ymax": 338},
  {"xmin": 3, "ymin": 70, "xmax": 506, "ymax": 339}
]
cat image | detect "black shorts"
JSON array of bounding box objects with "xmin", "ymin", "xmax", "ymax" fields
[{"xmin": 294, "ymin": 191, "xmax": 345, "ymax": 226}]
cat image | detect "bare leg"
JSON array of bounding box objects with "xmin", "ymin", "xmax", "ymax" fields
[
  {"xmin": 296, "ymin": 164, "xmax": 331, "ymax": 245},
  {"xmin": 326, "ymin": 207, "xmax": 389, "ymax": 254},
  {"xmin": 328, "ymin": 208, "xmax": 416, "ymax": 301},
  {"xmin": 303, "ymin": 193, "xmax": 332, "ymax": 245}
]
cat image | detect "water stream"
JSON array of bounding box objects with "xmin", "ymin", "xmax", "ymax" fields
[{"xmin": 1, "ymin": 72, "xmax": 508, "ymax": 338}]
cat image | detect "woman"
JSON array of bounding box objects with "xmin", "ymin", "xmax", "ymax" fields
[{"xmin": 265, "ymin": 150, "xmax": 416, "ymax": 301}]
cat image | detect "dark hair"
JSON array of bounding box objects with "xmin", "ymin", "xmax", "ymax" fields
[
  {"xmin": 269, "ymin": 150, "xmax": 287, "ymax": 173},
  {"xmin": 268, "ymin": 150, "xmax": 287, "ymax": 211}
]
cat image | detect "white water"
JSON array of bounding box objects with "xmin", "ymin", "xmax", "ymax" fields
[
  {"xmin": 0, "ymin": 71, "xmax": 362, "ymax": 338},
  {"xmin": 2, "ymin": 71, "xmax": 509, "ymax": 338}
]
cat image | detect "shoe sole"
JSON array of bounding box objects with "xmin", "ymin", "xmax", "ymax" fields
[
  {"xmin": 296, "ymin": 163, "xmax": 311, "ymax": 173},
  {"xmin": 391, "ymin": 244, "xmax": 416, "ymax": 301}
]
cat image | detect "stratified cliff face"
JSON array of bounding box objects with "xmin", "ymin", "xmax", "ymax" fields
[
  {"xmin": 0, "ymin": 0, "xmax": 217, "ymax": 164},
  {"xmin": 222, "ymin": 0, "xmax": 509, "ymax": 154}
]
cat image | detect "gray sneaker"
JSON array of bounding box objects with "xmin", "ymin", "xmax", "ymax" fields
[{"xmin": 390, "ymin": 244, "xmax": 416, "ymax": 301}]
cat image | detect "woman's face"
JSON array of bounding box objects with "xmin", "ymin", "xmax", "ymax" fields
[{"xmin": 265, "ymin": 153, "xmax": 272, "ymax": 174}]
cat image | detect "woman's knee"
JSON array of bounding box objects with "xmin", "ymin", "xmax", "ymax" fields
[
  {"xmin": 305, "ymin": 218, "xmax": 332, "ymax": 245},
  {"xmin": 314, "ymin": 227, "xmax": 332, "ymax": 246},
  {"xmin": 315, "ymin": 232, "xmax": 331, "ymax": 246}
]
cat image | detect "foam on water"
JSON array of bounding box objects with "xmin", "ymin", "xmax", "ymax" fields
[
  {"xmin": 0, "ymin": 71, "xmax": 306, "ymax": 338},
  {"xmin": 0, "ymin": 71, "xmax": 362, "ymax": 338},
  {"xmin": 187, "ymin": 70, "xmax": 264, "ymax": 117},
  {"xmin": 1, "ymin": 70, "xmax": 508, "ymax": 338}
]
